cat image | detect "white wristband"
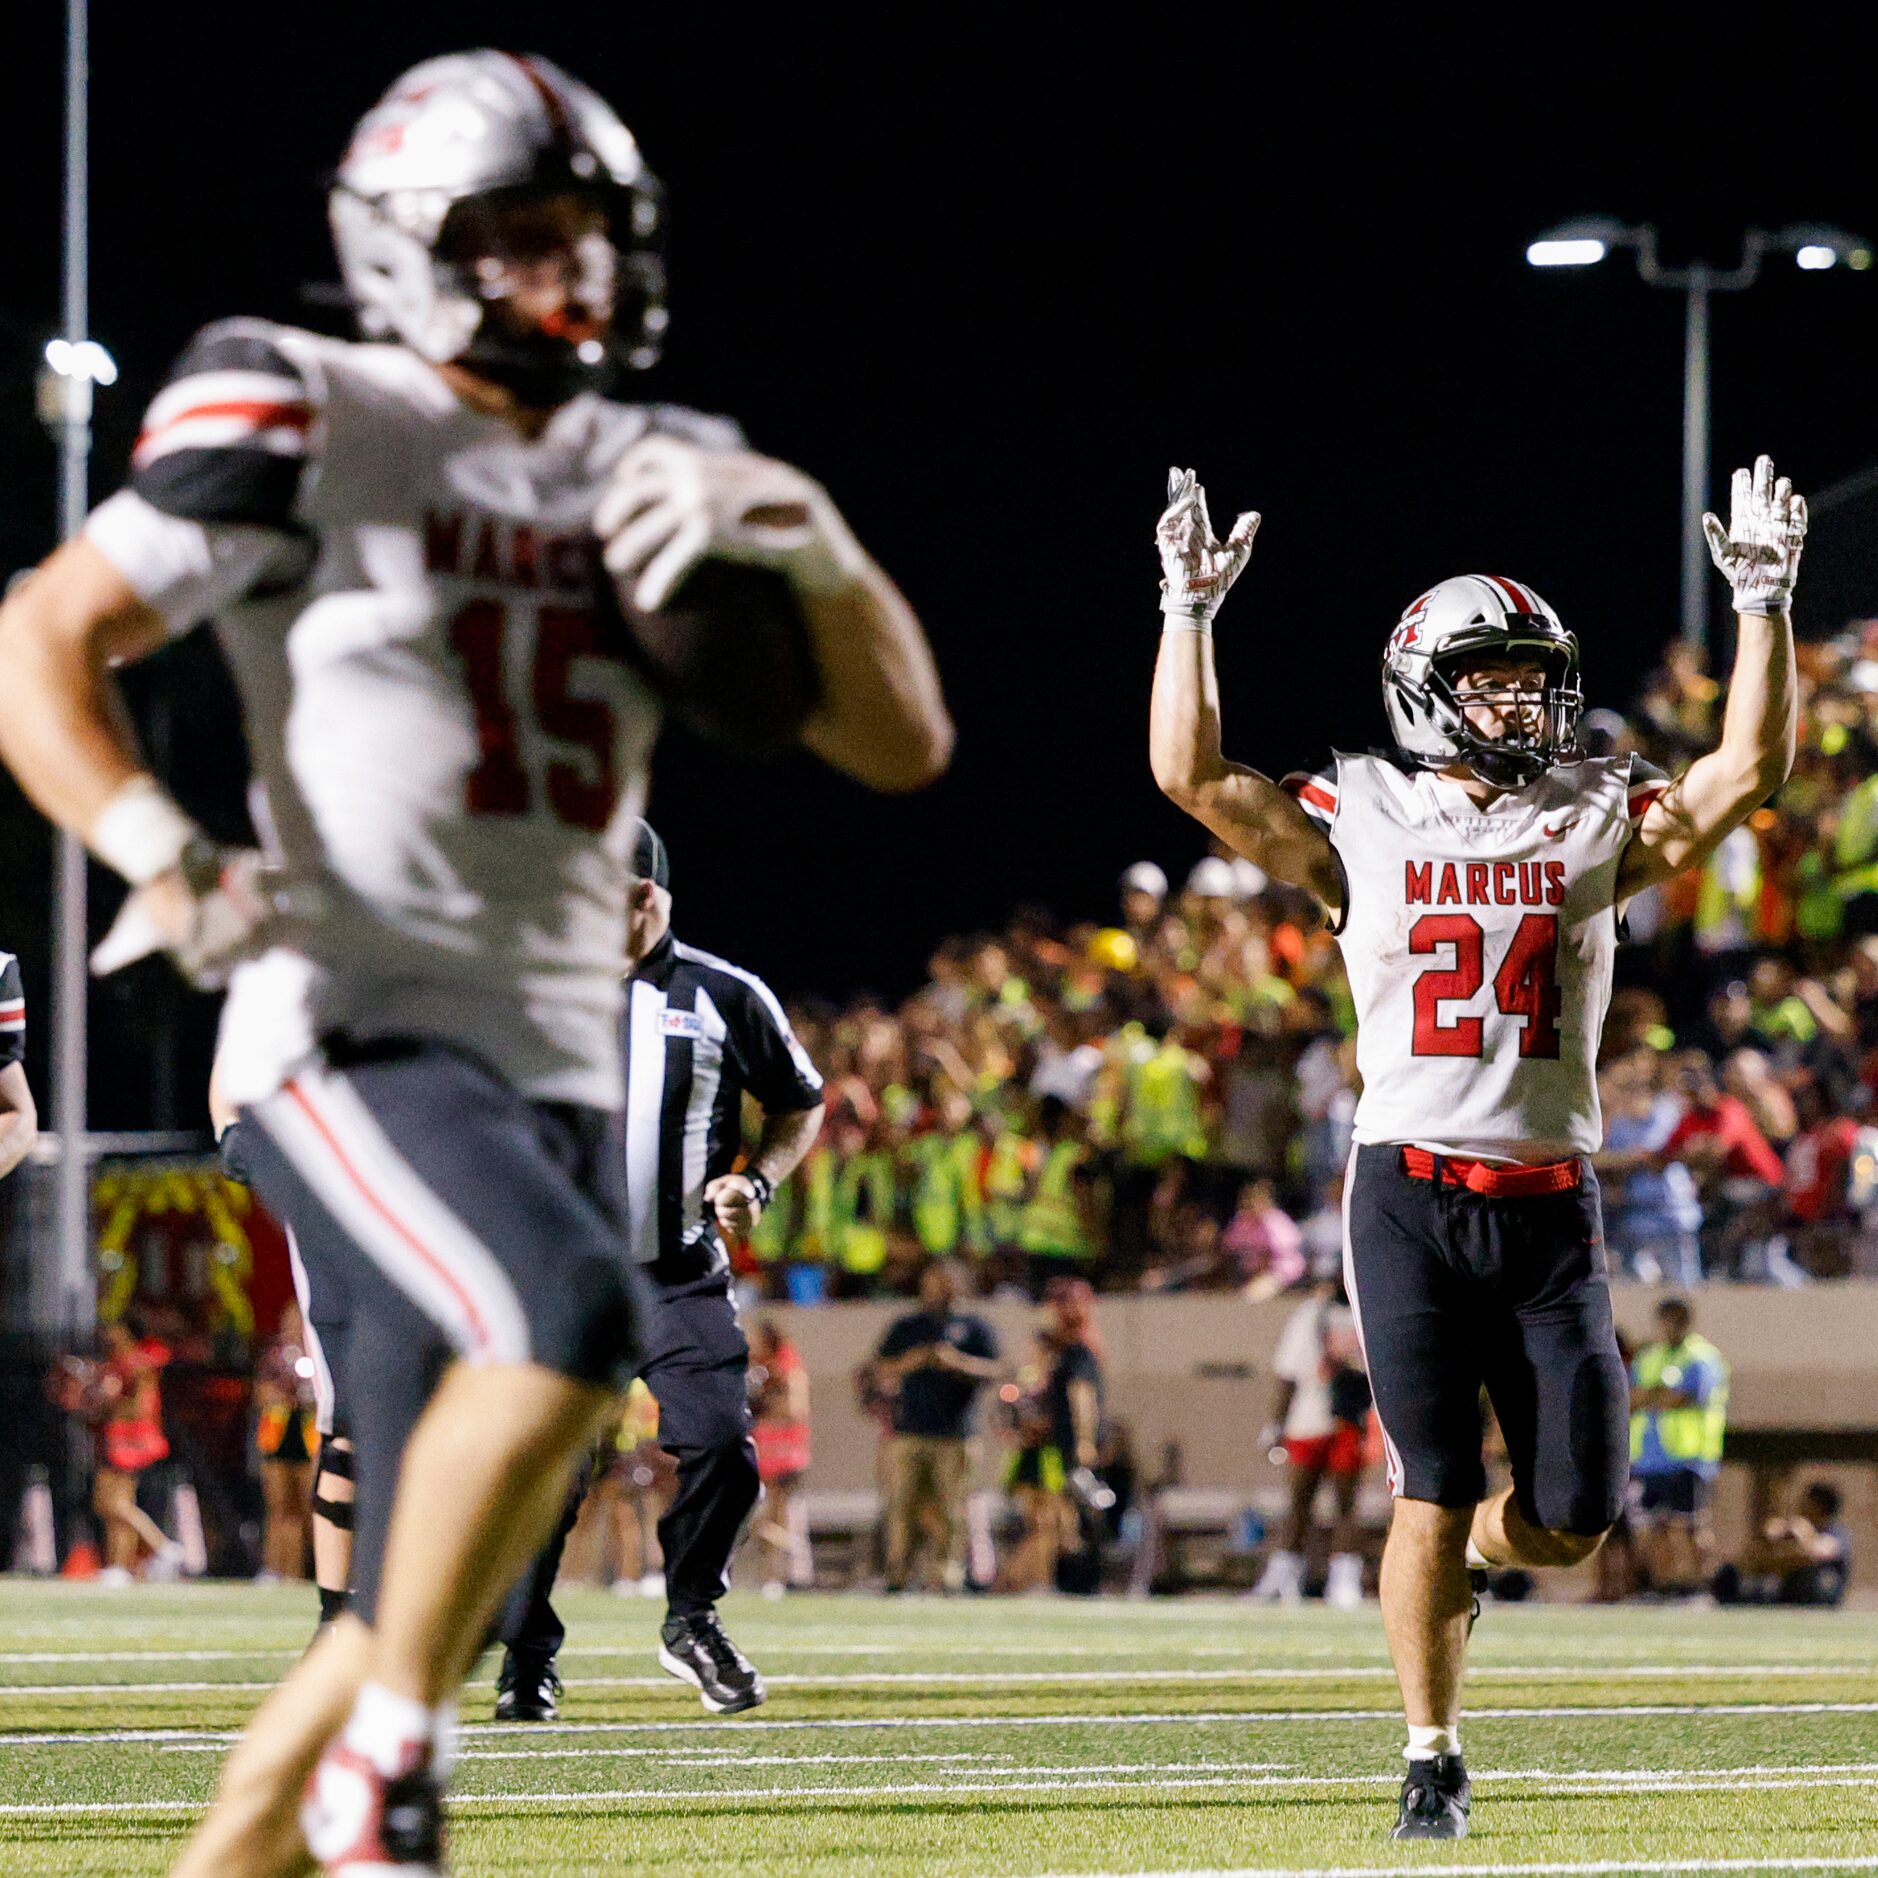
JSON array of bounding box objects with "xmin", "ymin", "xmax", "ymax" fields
[
  {"xmin": 87, "ymin": 776, "xmax": 200, "ymax": 886},
  {"xmin": 1161, "ymin": 614, "xmax": 1214, "ymax": 636}
]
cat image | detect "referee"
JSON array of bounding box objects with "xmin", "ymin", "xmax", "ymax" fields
[{"xmin": 495, "ymin": 820, "xmax": 825, "ymax": 1718}]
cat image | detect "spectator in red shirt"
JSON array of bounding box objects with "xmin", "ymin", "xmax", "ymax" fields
[
  {"xmin": 1662, "ymin": 1056, "xmax": 1799, "ymax": 1283},
  {"xmin": 1784, "ymin": 1076, "xmax": 1862, "ymax": 1278}
]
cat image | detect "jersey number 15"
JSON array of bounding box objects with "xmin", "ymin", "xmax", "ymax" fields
[
  {"xmin": 1409, "ymin": 913, "xmax": 1561, "ymax": 1059},
  {"xmin": 449, "ymin": 599, "xmax": 617, "ymax": 833}
]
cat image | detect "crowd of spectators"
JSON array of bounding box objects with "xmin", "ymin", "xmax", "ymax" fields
[{"xmin": 739, "ymin": 623, "xmax": 1878, "ymax": 1300}]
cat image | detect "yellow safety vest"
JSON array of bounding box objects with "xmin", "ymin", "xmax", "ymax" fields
[
  {"xmin": 833, "ymin": 1149, "xmax": 896, "ymax": 1274},
  {"xmin": 1122, "ymin": 1041, "xmax": 1207, "ymax": 1166},
  {"xmin": 1018, "ymin": 1140, "xmax": 1092, "ymax": 1259},
  {"xmin": 1630, "ymin": 1334, "xmax": 1728, "ymax": 1468}
]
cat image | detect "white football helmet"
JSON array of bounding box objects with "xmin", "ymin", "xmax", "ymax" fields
[
  {"xmin": 1381, "ymin": 574, "xmax": 1583, "ymax": 787},
  {"xmin": 329, "ymin": 51, "xmax": 666, "ymax": 398}
]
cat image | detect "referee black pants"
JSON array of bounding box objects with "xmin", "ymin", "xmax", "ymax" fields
[{"xmin": 502, "ymin": 1247, "xmax": 761, "ymax": 1653}]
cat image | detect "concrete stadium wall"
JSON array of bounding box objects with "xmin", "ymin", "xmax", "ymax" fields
[{"xmin": 764, "ymin": 1285, "xmax": 1878, "ymax": 1587}]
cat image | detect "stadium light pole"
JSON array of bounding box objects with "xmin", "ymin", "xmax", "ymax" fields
[
  {"xmin": 44, "ymin": 0, "xmax": 98, "ymax": 1339},
  {"xmin": 1526, "ymin": 217, "xmax": 1873, "ymax": 657}
]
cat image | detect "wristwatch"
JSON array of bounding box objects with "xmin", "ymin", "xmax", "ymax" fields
[{"xmin": 745, "ymin": 1169, "xmax": 774, "ymax": 1209}]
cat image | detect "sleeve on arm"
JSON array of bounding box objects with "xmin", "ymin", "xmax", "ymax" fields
[
  {"xmin": 1279, "ymin": 761, "xmax": 1339, "ymax": 832},
  {"xmin": 1625, "ymin": 755, "xmax": 1672, "ymax": 827},
  {"xmin": 129, "ymin": 321, "xmax": 317, "ymax": 529},
  {"xmin": 0, "ymin": 954, "xmax": 24, "ymax": 1068},
  {"xmin": 723, "ymin": 970, "xmax": 825, "ymax": 1112},
  {"xmin": 85, "ymin": 491, "xmax": 304, "ymax": 637},
  {"xmin": 85, "ymin": 320, "xmax": 318, "ymax": 634}
]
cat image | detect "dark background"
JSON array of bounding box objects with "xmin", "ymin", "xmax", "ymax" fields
[{"xmin": 4, "ymin": 10, "xmax": 1878, "ymax": 1127}]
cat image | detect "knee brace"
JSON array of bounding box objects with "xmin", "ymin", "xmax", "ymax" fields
[{"xmin": 311, "ymin": 1439, "xmax": 355, "ymax": 1531}]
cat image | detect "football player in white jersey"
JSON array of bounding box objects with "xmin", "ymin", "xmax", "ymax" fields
[
  {"xmin": 1150, "ymin": 457, "xmax": 1802, "ymax": 1840},
  {"xmin": 0, "ymin": 50, "xmax": 949, "ymax": 1878}
]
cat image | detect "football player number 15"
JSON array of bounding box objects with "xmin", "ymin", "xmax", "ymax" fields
[
  {"xmin": 1409, "ymin": 913, "xmax": 1562, "ymax": 1059},
  {"xmin": 450, "ymin": 599, "xmax": 616, "ymax": 833}
]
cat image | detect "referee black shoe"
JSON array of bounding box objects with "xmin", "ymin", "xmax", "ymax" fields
[
  {"xmin": 494, "ymin": 1646, "xmax": 563, "ymax": 1722},
  {"xmin": 658, "ymin": 1611, "xmax": 767, "ymax": 1714},
  {"xmin": 1392, "ymin": 1753, "xmax": 1471, "ymax": 1841}
]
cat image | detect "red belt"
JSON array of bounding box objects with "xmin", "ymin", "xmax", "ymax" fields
[{"xmin": 1399, "ymin": 1147, "xmax": 1581, "ymax": 1198}]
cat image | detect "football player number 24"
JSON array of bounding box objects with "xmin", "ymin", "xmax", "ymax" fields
[
  {"xmin": 1409, "ymin": 913, "xmax": 1561, "ymax": 1059},
  {"xmin": 449, "ymin": 599, "xmax": 616, "ymax": 833}
]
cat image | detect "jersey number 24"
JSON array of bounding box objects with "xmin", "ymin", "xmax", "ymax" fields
[{"xmin": 1409, "ymin": 913, "xmax": 1561, "ymax": 1059}]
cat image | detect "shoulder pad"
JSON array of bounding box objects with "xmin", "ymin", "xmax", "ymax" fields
[
  {"xmin": 129, "ymin": 319, "xmax": 318, "ymax": 529},
  {"xmin": 642, "ymin": 404, "xmax": 746, "ymax": 453}
]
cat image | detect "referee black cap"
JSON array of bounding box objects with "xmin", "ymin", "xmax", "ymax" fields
[{"xmin": 630, "ymin": 818, "xmax": 670, "ymax": 890}]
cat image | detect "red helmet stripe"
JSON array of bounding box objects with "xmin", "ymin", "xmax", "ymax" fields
[
  {"xmin": 501, "ymin": 51, "xmax": 574, "ymax": 146},
  {"xmin": 1481, "ymin": 574, "xmax": 1532, "ymax": 614}
]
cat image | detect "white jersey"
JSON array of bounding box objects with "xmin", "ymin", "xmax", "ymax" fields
[
  {"xmin": 1284, "ymin": 751, "xmax": 1666, "ymax": 1161},
  {"xmin": 86, "ymin": 319, "xmax": 742, "ymax": 1110}
]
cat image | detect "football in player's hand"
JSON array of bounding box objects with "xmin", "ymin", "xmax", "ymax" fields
[{"xmin": 611, "ymin": 559, "xmax": 822, "ymax": 757}]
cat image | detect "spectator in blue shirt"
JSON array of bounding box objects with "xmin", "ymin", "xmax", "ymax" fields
[{"xmin": 1596, "ymin": 1051, "xmax": 1702, "ymax": 1283}]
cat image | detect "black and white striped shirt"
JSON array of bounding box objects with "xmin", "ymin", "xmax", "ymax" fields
[
  {"xmin": 0, "ymin": 952, "xmax": 24, "ymax": 1068},
  {"xmin": 622, "ymin": 932, "xmax": 823, "ymax": 1267}
]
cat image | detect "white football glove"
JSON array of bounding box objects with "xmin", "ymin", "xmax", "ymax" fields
[
  {"xmin": 1156, "ymin": 466, "xmax": 1260, "ymax": 626},
  {"xmin": 595, "ymin": 435, "xmax": 869, "ymax": 612},
  {"xmin": 1702, "ymin": 453, "xmax": 1807, "ymax": 617},
  {"xmin": 90, "ymin": 839, "xmax": 280, "ymax": 991}
]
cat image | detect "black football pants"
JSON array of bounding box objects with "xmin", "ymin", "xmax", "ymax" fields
[{"xmin": 502, "ymin": 1250, "xmax": 762, "ymax": 1653}]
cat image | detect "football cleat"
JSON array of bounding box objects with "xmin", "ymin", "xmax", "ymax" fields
[
  {"xmin": 494, "ymin": 1647, "xmax": 562, "ymax": 1722},
  {"xmin": 302, "ymin": 1737, "xmax": 445, "ymax": 1876},
  {"xmin": 657, "ymin": 1610, "xmax": 767, "ymax": 1715},
  {"xmin": 1392, "ymin": 1752, "xmax": 1471, "ymax": 1841}
]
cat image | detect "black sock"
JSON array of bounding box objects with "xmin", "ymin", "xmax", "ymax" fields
[{"xmin": 317, "ymin": 1586, "xmax": 348, "ymax": 1625}]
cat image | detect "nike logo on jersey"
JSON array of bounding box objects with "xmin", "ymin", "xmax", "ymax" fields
[
  {"xmin": 1541, "ymin": 818, "xmax": 1572, "ymax": 840},
  {"xmin": 1405, "ymin": 859, "xmax": 1566, "ymax": 909}
]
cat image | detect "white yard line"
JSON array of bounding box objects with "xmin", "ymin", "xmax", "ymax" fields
[
  {"xmin": 1039, "ymin": 1862, "xmax": 1878, "ymax": 1878},
  {"xmin": 8, "ymin": 1766, "xmax": 1878, "ymax": 1819},
  {"xmin": 11, "ymin": 1698, "xmax": 1878, "ymax": 1749},
  {"xmin": 8, "ymin": 1662, "xmax": 1877, "ymax": 1696},
  {"xmin": 4, "ymin": 1641, "xmax": 1872, "ymax": 1673}
]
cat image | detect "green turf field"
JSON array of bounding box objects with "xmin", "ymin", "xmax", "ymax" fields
[{"xmin": 3, "ymin": 1581, "xmax": 1877, "ymax": 1875}]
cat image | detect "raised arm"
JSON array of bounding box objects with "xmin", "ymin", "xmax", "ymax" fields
[
  {"xmin": 1148, "ymin": 469, "xmax": 1342, "ymax": 912},
  {"xmin": 1617, "ymin": 457, "xmax": 1802, "ymax": 899}
]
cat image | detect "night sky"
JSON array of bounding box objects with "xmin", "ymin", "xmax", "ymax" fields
[{"xmin": 4, "ymin": 11, "xmax": 1878, "ymax": 1126}]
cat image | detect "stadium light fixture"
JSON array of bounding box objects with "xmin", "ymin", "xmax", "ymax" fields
[
  {"xmin": 42, "ymin": 336, "xmax": 117, "ymax": 384},
  {"xmin": 1524, "ymin": 219, "xmax": 1640, "ymax": 269},
  {"xmin": 1775, "ymin": 223, "xmax": 1874, "ymax": 273},
  {"xmin": 1527, "ymin": 216, "xmax": 1872, "ymax": 653}
]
